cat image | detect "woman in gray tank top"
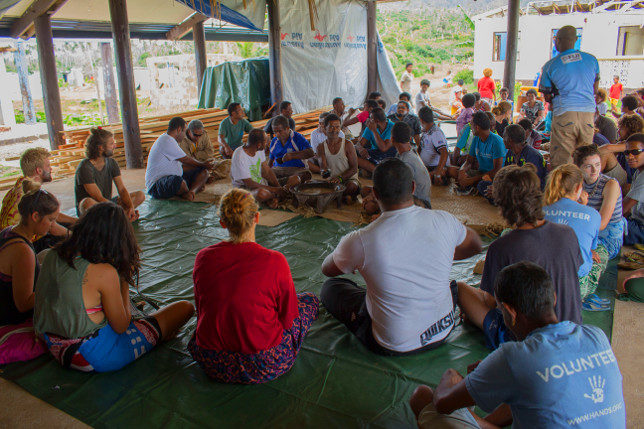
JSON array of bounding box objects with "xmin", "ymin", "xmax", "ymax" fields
[
  {"xmin": 574, "ymin": 145, "xmax": 625, "ymax": 259},
  {"xmin": 34, "ymin": 202, "xmax": 194, "ymax": 372}
]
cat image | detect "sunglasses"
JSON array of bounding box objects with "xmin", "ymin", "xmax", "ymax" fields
[{"xmin": 624, "ymin": 149, "xmax": 644, "ymax": 156}]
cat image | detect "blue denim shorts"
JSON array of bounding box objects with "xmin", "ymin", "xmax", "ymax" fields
[
  {"xmin": 148, "ymin": 175, "xmax": 184, "ymax": 199},
  {"xmin": 148, "ymin": 168, "xmax": 205, "ymax": 199},
  {"xmin": 367, "ymin": 147, "xmax": 397, "ymax": 165},
  {"xmin": 482, "ymin": 308, "xmax": 514, "ymax": 350}
]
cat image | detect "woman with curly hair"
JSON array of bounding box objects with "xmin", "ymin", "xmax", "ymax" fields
[
  {"xmin": 188, "ymin": 189, "xmax": 319, "ymax": 384},
  {"xmin": 34, "ymin": 202, "xmax": 194, "ymax": 372},
  {"xmin": 599, "ymin": 113, "xmax": 644, "ymax": 187},
  {"xmin": 457, "ymin": 164, "xmax": 583, "ymax": 350},
  {"xmin": 543, "ymin": 164, "xmax": 608, "ymax": 307}
]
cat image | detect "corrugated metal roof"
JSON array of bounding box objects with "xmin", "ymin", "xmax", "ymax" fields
[{"xmin": 0, "ymin": 16, "xmax": 268, "ymax": 41}]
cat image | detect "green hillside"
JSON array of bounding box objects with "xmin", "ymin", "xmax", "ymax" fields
[{"xmin": 377, "ymin": 8, "xmax": 475, "ymax": 76}]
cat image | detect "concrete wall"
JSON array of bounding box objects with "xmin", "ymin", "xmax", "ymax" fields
[{"xmin": 473, "ymin": 12, "xmax": 644, "ymax": 88}]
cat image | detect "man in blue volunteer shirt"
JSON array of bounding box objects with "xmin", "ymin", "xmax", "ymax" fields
[
  {"xmin": 410, "ymin": 262, "xmax": 625, "ymax": 429},
  {"xmin": 540, "ymin": 25, "xmax": 599, "ymax": 168},
  {"xmin": 355, "ymin": 107, "xmax": 397, "ymax": 174},
  {"xmin": 268, "ymin": 115, "xmax": 314, "ymax": 179},
  {"xmin": 457, "ymin": 111, "xmax": 506, "ymax": 191}
]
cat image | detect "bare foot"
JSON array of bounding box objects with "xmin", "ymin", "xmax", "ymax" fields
[
  {"xmin": 267, "ymin": 198, "xmax": 279, "ymax": 209},
  {"xmin": 183, "ymin": 191, "xmax": 195, "ymax": 201}
]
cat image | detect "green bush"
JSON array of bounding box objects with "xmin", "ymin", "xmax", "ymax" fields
[
  {"xmin": 453, "ymin": 69, "xmax": 473, "ymax": 85},
  {"xmin": 14, "ymin": 111, "xmax": 46, "ymax": 124}
]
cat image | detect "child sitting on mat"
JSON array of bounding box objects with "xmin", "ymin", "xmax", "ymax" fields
[
  {"xmin": 188, "ymin": 189, "xmax": 319, "ymax": 384},
  {"xmin": 0, "ymin": 180, "xmax": 58, "ymax": 364},
  {"xmin": 34, "ymin": 202, "xmax": 194, "ymax": 372}
]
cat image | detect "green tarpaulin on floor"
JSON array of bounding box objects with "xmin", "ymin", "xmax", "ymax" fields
[
  {"xmin": 197, "ymin": 58, "xmax": 270, "ymax": 122},
  {"xmin": 0, "ymin": 200, "xmax": 615, "ymax": 428}
]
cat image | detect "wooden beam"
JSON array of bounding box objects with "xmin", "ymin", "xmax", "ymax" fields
[
  {"xmin": 166, "ymin": 12, "xmax": 208, "ymax": 41},
  {"xmin": 503, "ymin": 0, "xmax": 520, "ymax": 101},
  {"xmin": 100, "ymin": 42, "xmax": 119, "ymax": 124},
  {"xmin": 193, "ymin": 20, "xmax": 207, "ymax": 92},
  {"xmin": 267, "ymin": 0, "xmax": 282, "ymax": 107},
  {"xmin": 34, "ymin": 13, "xmax": 64, "ymax": 149},
  {"xmin": 366, "ymin": 1, "xmax": 378, "ymax": 95},
  {"xmin": 20, "ymin": 0, "xmax": 69, "ymax": 40},
  {"xmin": 10, "ymin": 0, "xmax": 57, "ymax": 39},
  {"xmin": 108, "ymin": 0, "xmax": 143, "ymax": 168}
]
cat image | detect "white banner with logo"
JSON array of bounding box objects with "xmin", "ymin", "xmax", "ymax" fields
[{"xmin": 279, "ymin": 0, "xmax": 399, "ymax": 112}]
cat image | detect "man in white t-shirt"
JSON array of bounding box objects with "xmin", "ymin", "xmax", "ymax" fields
[
  {"xmin": 321, "ymin": 158, "xmax": 482, "ymax": 355},
  {"xmin": 231, "ymin": 128, "xmax": 293, "ymax": 209},
  {"xmin": 145, "ymin": 117, "xmax": 213, "ymax": 201}
]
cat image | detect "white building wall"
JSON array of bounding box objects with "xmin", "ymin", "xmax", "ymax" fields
[{"xmin": 474, "ymin": 12, "xmax": 644, "ymax": 88}]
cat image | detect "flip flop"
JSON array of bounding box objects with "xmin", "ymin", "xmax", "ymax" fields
[
  {"xmin": 582, "ymin": 300, "xmax": 611, "ymax": 312},
  {"xmin": 585, "ymin": 294, "xmax": 611, "ymax": 306}
]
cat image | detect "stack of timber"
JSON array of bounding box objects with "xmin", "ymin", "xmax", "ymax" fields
[{"xmin": 48, "ymin": 107, "xmax": 329, "ymax": 178}]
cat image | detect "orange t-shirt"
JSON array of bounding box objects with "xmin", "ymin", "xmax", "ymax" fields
[
  {"xmin": 478, "ymin": 76, "xmax": 496, "ymax": 100},
  {"xmin": 609, "ymin": 83, "xmax": 623, "ymax": 100}
]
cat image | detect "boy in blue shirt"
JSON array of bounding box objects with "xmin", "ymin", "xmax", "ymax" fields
[
  {"xmin": 269, "ymin": 114, "xmax": 314, "ymax": 170},
  {"xmin": 478, "ymin": 124, "xmax": 547, "ymax": 203},
  {"xmin": 355, "ymin": 108, "xmax": 396, "ymax": 174},
  {"xmin": 410, "ymin": 261, "xmax": 625, "ymax": 429},
  {"xmin": 268, "ymin": 115, "xmax": 314, "ymax": 187},
  {"xmin": 457, "ymin": 111, "xmax": 506, "ymax": 192}
]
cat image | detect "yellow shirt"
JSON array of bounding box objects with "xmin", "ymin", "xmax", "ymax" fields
[{"xmin": 0, "ymin": 177, "xmax": 24, "ymax": 230}]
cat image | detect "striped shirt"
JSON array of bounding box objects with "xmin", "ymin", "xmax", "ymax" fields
[{"xmin": 583, "ymin": 174, "xmax": 623, "ymax": 226}]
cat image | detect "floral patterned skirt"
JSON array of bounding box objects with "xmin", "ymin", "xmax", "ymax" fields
[{"xmin": 188, "ymin": 292, "xmax": 319, "ymax": 384}]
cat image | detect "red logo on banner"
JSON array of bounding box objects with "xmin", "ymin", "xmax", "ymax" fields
[
  {"xmin": 314, "ymin": 31, "xmax": 327, "ymax": 42},
  {"xmin": 281, "ymin": 32, "xmax": 288, "ymax": 40}
]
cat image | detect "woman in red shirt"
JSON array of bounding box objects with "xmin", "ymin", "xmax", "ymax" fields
[
  {"xmin": 188, "ymin": 188, "xmax": 319, "ymax": 384},
  {"xmin": 477, "ymin": 68, "xmax": 496, "ymax": 107}
]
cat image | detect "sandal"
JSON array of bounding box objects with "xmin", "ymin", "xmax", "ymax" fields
[
  {"xmin": 585, "ymin": 294, "xmax": 611, "ymax": 306},
  {"xmin": 582, "ymin": 300, "xmax": 611, "ymax": 312}
]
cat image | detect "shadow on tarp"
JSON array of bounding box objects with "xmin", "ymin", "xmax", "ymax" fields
[{"xmin": 0, "ymin": 199, "xmax": 614, "ymax": 428}]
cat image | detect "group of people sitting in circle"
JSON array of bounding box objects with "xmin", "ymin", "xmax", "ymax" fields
[{"xmin": 1, "ymin": 30, "xmax": 640, "ymax": 423}]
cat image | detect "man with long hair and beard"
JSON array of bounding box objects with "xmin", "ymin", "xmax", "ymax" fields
[{"xmin": 74, "ymin": 127, "xmax": 145, "ymax": 221}]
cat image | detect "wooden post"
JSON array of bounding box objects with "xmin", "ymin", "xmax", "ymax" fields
[
  {"xmin": 13, "ymin": 41, "xmax": 36, "ymax": 125},
  {"xmin": 193, "ymin": 20, "xmax": 207, "ymax": 93},
  {"xmin": 108, "ymin": 0, "xmax": 143, "ymax": 168},
  {"xmin": 267, "ymin": 0, "xmax": 282, "ymax": 107},
  {"xmin": 366, "ymin": 1, "xmax": 378, "ymax": 96},
  {"xmin": 503, "ymin": 0, "xmax": 520, "ymax": 100},
  {"xmin": 34, "ymin": 14, "xmax": 64, "ymax": 149},
  {"xmin": 100, "ymin": 42, "xmax": 119, "ymax": 124}
]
